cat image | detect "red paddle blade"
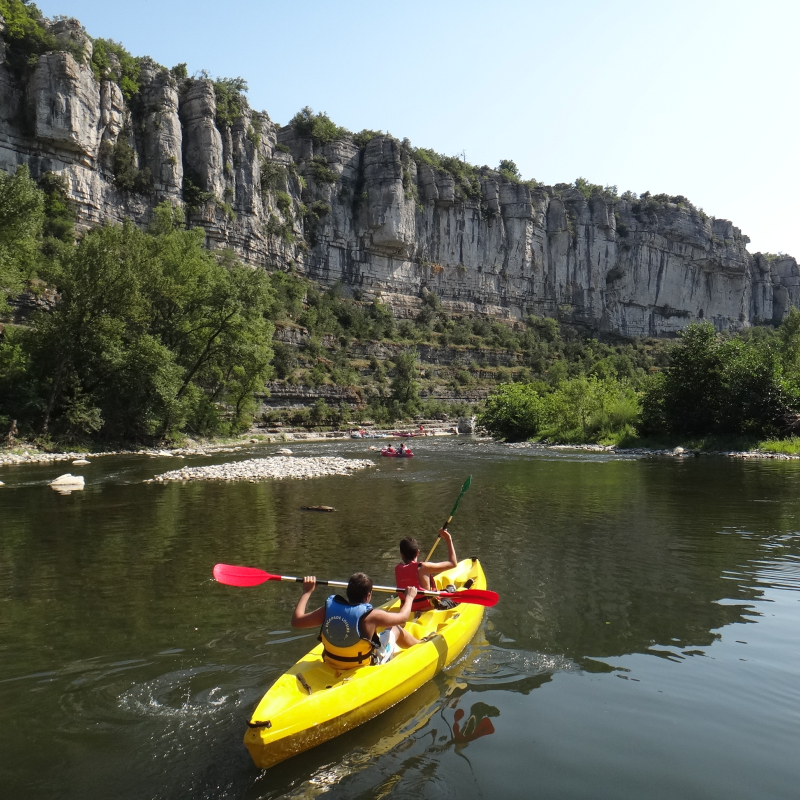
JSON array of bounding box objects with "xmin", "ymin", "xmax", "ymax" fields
[
  {"xmin": 213, "ymin": 564, "xmax": 277, "ymax": 587},
  {"xmin": 440, "ymin": 588, "xmax": 499, "ymax": 607}
]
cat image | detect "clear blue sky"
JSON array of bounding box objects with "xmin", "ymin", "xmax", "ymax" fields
[{"xmin": 35, "ymin": 0, "xmax": 800, "ymax": 257}]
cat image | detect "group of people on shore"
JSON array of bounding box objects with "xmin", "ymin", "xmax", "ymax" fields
[{"xmin": 291, "ymin": 528, "xmax": 458, "ymax": 668}]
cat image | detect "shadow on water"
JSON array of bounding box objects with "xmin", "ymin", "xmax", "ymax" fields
[{"xmin": 3, "ymin": 438, "xmax": 800, "ymax": 798}]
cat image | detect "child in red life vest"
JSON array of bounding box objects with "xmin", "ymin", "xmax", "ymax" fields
[
  {"xmin": 395, "ymin": 529, "xmax": 458, "ymax": 612},
  {"xmin": 291, "ymin": 573, "xmax": 421, "ymax": 669}
]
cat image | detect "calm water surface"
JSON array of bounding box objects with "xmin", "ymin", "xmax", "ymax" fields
[{"xmin": 1, "ymin": 439, "xmax": 800, "ymax": 799}]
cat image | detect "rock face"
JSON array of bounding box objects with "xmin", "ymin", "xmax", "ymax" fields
[{"xmin": 2, "ymin": 17, "xmax": 798, "ymax": 337}]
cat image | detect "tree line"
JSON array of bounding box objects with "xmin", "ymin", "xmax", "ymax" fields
[
  {"xmin": 478, "ymin": 315, "xmax": 800, "ymax": 448},
  {"xmin": 1, "ymin": 166, "xmax": 274, "ymax": 444},
  {"xmin": 6, "ymin": 161, "xmax": 800, "ymax": 449}
]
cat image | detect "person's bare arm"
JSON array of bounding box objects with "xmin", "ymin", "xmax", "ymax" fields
[
  {"xmin": 362, "ymin": 586, "xmax": 418, "ymax": 637},
  {"xmin": 419, "ymin": 529, "xmax": 457, "ymax": 576},
  {"xmin": 291, "ymin": 577, "xmax": 326, "ymax": 629}
]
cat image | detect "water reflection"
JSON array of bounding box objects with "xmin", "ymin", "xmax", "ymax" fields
[{"xmin": 451, "ymin": 703, "xmax": 498, "ymax": 745}]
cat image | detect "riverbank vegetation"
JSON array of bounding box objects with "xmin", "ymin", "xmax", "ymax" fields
[
  {"xmin": 4, "ymin": 162, "xmax": 800, "ymax": 452},
  {"xmin": 1, "ymin": 167, "xmax": 274, "ymax": 445},
  {"xmin": 478, "ymin": 314, "xmax": 800, "ymax": 450}
]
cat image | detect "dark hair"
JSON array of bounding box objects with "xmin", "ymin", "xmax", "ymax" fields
[
  {"xmin": 347, "ymin": 572, "xmax": 373, "ymax": 604},
  {"xmin": 399, "ymin": 537, "xmax": 419, "ymax": 561}
]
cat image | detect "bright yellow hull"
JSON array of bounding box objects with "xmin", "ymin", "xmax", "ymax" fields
[{"xmin": 244, "ymin": 557, "xmax": 487, "ymax": 769}]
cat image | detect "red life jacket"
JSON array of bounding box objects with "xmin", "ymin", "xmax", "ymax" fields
[{"xmin": 395, "ymin": 561, "xmax": 432, "ymax": 611}]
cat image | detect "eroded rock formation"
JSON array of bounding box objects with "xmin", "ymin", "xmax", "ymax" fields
[{"xmin": 1, "ymin": 16, "xmax": 797, "ymax": 337}]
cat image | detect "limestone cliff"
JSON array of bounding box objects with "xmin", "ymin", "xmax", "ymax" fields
[{"xmin": 1, "ymin": 15, "xmax": 797, "ymax": 337}]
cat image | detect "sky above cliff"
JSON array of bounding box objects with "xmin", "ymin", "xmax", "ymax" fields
[{"xmin": 35, "ymin": 0, "xmax": 800, "ymax": 257}]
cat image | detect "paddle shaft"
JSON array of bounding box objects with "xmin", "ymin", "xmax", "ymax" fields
[
  {"xmin": 273, "ymin": 574, "xmax": 459, "ymax": 599},
  {"xmin": 212, "ymin": 564, "xmax": 499, "ymax": 606},
  {"xmin": 425, "ymin": 475, "xmax": 472, "ymax": 561}
]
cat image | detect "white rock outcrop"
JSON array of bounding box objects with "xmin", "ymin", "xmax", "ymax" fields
[
  {"xmin": 49, "ymin": 473, "xmax": 85, "ymax": 487},
  {"xmin": 1, "ymin": 14, "xmax": 797, "ymax": 337}
]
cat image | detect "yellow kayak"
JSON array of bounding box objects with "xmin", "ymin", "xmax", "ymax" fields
[{"xmin": 244, "ymin": 557, "xmax": 487, "ymax": 769}]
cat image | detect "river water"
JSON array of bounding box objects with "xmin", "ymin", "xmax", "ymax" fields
[{"xmin": 2, "ymin": 438, "xmax": 800, "ymax": 799}]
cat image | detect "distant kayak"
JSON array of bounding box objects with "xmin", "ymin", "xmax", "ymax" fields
[{"xmin": 381, "ymin": 448, "xmax": 414, "ymax": 458}]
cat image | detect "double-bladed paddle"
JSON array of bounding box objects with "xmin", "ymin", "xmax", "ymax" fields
[
  {"xmin": 425, "ymin": 475, "xmax": 472, "ymax": 561},
  {"xmin": 212, "ymin": 563, "xmax": 498, "ymax": 607}
]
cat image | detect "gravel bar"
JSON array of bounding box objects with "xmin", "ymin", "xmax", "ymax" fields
[{"xmin": 145, "ymin": 456, "xmax": 375, "ymax": 484}]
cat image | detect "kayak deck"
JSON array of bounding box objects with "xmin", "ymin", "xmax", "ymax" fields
[{"xmin": 244, "ymin": 557, "xmax": 487, "ymax": 769}]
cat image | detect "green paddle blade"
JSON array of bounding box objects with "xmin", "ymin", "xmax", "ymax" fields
[{"xmin": 448, "ymin": 475, "xmax": 471, "ymax": 518}]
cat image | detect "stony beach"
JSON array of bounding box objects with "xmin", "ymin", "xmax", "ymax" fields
[
  {"xmin": 504, "ymin": 442, "xmax": 800, "ymax": 460},
  {"xmin": 145, "ymin": 456, "xmax": 375, "ymax": 484},
  {"xmin": 0, "ymin": 442, "xmax": 249, "ymax": 467}
]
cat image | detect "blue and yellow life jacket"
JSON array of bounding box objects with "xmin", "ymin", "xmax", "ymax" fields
[{"xmin": 319, "ymin": 595, "xmax": 379, "ymax": 669}]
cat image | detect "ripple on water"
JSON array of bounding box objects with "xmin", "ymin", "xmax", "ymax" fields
[
  {"xmin": 54, "ymin": 660, "xmax": 252, "ymax": 737},
  {"xmin": 456, "ymin": 642, "xmax": 579, "ymax": 689}
]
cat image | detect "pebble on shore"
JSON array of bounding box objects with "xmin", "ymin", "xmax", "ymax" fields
[{"xmin": 145, "ymin": 456, "xmax": 374, "ymax": 484}]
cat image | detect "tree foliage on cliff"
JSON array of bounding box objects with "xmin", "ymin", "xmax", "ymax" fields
[
  {"xmin": 290, "ymin": 107, "xmax": 349, "ymax": 145},
  {"xmin": 0, "ymin": 198, "xmax": 274, "ymax": 443},
  {"xmin": 90, "ymin": 38, "xmax": 144, "ymax": 100},
  {"xmin": 0, "ymin": 0, "xmax": 81, "ymax": 76}
]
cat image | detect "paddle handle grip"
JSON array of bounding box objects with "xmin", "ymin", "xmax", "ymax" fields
[{"xmin": 425, "ymin": 517, "xmax": 452, "ymax": 561}]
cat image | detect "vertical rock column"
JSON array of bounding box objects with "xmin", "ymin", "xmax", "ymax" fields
[
  {"xmin": 179, "ymin": 80, "xmax": 225, "ymax": 211},
  {"xmin": 140, "ymin": 65, "xmax": 183, "ymax": 199}
]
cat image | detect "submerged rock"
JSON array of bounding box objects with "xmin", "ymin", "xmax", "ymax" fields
[{"xmin": 49, "ymin": 473, "xmax": 85, "ymax": 487}]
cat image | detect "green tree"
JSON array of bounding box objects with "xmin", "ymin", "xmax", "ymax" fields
[
  {"xmin": 0, "ymin": 165, "xmax": 43, "ymax": 312},
  {"xmin": 0, "ymin": 203, "xmax": 275, "ymax": 442},
  {"xmin": 478, "ymin": 383, "xmax": 545, "ymax": 441},
  {"xmin": 390, "ymin": 348, "xmax": 420, "ymax": 409},
  {"xmin": 640, "ymin": 321, "xmax": 795, "ymax": 438}
]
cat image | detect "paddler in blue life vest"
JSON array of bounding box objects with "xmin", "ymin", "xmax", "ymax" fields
[
  {"xmin": 291, "ymin": 572, "xmax": 420, "ymax": 669},
  {"xmin": 395, "ymin": 530, "xmax": 458, "ymax": 612}
]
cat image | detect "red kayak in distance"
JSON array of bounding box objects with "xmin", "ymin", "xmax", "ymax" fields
[{"xmin": 381, "ymin": 447, "xmax": 414, "ymax": 458}]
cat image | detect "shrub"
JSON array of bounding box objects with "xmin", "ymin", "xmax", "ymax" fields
[
  {"xmin": 247, "ymin": 115, "xmax": 263, "ymax": 148},
  {"xmin": 39, "ymin": 171, "xmax": 76, "ymax": 250},
  {"xmin": 478, "ymin": 383, "xmax": 545, "ymax": 441},
  {"xmin": 260, "ymin": 161, "xmax": 286, "ymax": 193},
  {"xmin": 353, "ymin": 129, "xmax": 383, "ymax": 149},
  {"xmin": 275, "ymin": 191, "xmax": 292, "ymax": 216},
  {"xmin": 182, "ymin": 173, "xmax": 215, "ymax": 211},
  {"xmin": 498, "ymin": 160, "xmax": 520, "ymax": 182},
  {"xmin": 0, "ymin": 1, "xmax": 83, "ymax": 77},
  {"xmin": 411, "ymin": 147, "xmax": 482, "ymax": 201},
  {"xmin": 309, "ymin": 156, "xmax": 338, "ymax": 184},
  {"xmin": 264, "ymin": 214, "xmax": 294, "ymax": 243},
  {"xmin": 290, "ymin": 106, "xmax": 349, "ymax": 145},
  {"xmin": 111, "ymin": 134, "xmax": 152, "ymax": 194},
  {"xmin": 213, "ymin": 77, "xmax": 248, "ymax": 127}
]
